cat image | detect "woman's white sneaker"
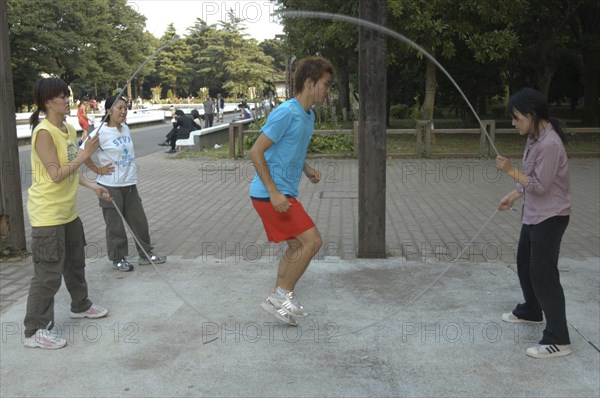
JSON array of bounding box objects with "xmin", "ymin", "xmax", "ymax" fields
[
  {"xmin": 526, "ymin": 344, "xmax": 572, "ymax": 358},
  {"xmin": 501, "ymin": 312, "xmax": 543, "ymax": 324},
  {"xmin": 70, "ymin": 304, "xmax": 109, "ymax": 319},
  {"xmin": 24, "ymin": 329, "xmax": 66, "ymax": 349}
]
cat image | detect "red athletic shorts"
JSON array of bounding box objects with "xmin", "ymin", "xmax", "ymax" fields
[{"xmin": 251, "ymin": 197, "xmax": 315, "ymax": 243}]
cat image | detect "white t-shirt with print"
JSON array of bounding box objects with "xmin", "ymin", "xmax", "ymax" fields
[{"xmin": 83, "ymin": 123, "xmax": 138, "ymax": 187}]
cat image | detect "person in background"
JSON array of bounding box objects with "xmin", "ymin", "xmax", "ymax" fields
[
  {"xmin": 496, "ymin": 87, "xmax": 572, "ymax": 359},
  {"xmin": 77, "ymin": 96, "xmax": 93, "ymax": 144},
  {"xmin": 191, "ymin": 109, "xmax": 203, "ymax": 130},
  {"xmin": 203, "ymin": 95, "xmax": 215, "ymax": 127},
  {"xmin": 233, "ymin": 104, "xmax": 251, "ymax": 121},
  {"xmin": 24, "ymin": 77, "xmax": 110, "ymax": 349},
  {"xmin": 158, "ymin": 109, "xmax": 195, "ymax": 153},
  {"xmin": 216, "ymin": 93, "xmax": 225, "ymax": 122},
  {"xmin": 83, "ymin": 95, "xmax": 167, "ymax": 271}
]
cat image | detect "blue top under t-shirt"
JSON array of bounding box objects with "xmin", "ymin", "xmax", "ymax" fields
[{"xmin": 250, "ymin": 98, "xmax": 315, "ymax": 198}]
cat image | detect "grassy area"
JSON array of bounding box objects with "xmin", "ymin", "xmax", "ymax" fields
[
  {"xmin": 174, "ymin": 132, "xmax": 599, "ymax": 159},
  {"xmin": 174, "ymin": 145, "xmax": 231, "ymax": 159},
  {"xmin": 172, "ymin": 116, "xmax": 599, "ymax": 159}
]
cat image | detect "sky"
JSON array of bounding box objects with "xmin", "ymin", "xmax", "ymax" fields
[{"xmin": 129, "ymin": 0, "xmax": 284, "ymax": 42}]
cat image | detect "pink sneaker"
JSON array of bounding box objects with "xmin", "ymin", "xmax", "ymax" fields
[
  {"xmin": 70, "ymin": 304, "xmax": 109, "ymax": 319},
  {"xmin": 24, "ymin": 329, "xmax": 66, "ymax": 349}
]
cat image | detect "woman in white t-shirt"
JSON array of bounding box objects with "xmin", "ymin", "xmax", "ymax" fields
[{"xmin": 83, "ymin": 95, "xmax": 167, "ymax": 272}]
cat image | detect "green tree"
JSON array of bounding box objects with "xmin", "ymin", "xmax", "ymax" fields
[
  {"xmin": 154, "ymin": 24, "xmax": 192, "ymax": 98},
  {"xmin": 260, "ymin": 39, "xmax": 287, "ymax": 71},
  {"xmin": 277, "ymin": 0, "xmax": 359, "ymax": 113},
  {"xmin": 187, "ymin": 16, "xmax": 275, "ymax": 99},
  {"xmin": 572, "ymin": 0, "xmax": 599, "ymax": 125},
  {"xmin": 7, "ymin": 0, "xmax": 149, "ymax": 106},
  {"xmin": 388, "ymin": 0, "xmax": 523, "ymax": 123}
]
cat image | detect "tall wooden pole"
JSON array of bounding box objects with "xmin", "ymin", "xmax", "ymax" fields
[
  {"xmin": 358, "ymin": 0, "xmax": 387, "ymax": 258},
  {"xmin": 0, "ymin": 0, "xmax": 26, "ymax": 252}
]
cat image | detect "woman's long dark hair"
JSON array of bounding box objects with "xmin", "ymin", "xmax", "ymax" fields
[
  {"xmin": 507, "ymin": 87, "xmax": 568, "ymax": 145},
  {"xmin": 29, "ymin": 78, "xmax": 70, "ymax": 129}
]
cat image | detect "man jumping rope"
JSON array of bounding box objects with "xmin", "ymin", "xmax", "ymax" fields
[{"xmin": 249, "ymin": 56, "xmax": 334, "ymax": 325}]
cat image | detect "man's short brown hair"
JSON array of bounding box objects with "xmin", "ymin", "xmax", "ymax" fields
[{"xmin": 293, "ymin": 56, "xmax": 335, "ymax": 95}]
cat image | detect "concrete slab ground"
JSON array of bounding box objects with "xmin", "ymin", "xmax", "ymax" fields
[{"xmin": 1, "ymin": 155, "xmax": 598, "ymax": 397}]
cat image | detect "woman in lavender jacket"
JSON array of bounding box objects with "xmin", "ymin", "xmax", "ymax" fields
[{"xmin": 496, "ymin": 87, "xmax": 572, "ymax": 359}]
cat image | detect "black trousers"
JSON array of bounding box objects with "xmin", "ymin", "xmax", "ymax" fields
[
  {"xmin": 165, "ymin": 128, "xmax": 177, "ymax": 149},
  {"xmin": 204, "ymin": 114, "xmax": 214, "ymax": 128},
  {"xmin": 513, "ymin": 215, "xmax": 570, "ymax": 345}
]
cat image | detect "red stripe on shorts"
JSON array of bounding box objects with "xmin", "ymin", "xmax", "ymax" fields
[{"xmin": 251, "ymin": 197, "xmax": 315, "ymax": 243}]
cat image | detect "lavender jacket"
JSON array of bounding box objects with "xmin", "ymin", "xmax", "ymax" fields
[{"xmin": 519, "ymin": 124, "xmax": 571, "ymax": 225}]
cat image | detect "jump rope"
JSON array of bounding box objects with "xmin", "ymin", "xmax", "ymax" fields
[{"xmin": 83, "ymin": 14, "xmax": 598, "ymax": 350}]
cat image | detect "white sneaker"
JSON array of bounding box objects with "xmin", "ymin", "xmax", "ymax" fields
[
  {"xmin": 269, "ymin": 291, "xmax": 309, "ymax": 317},
  {"xmin": 70, "ymin": 304, "xmax": 109, "ymax": 319},
  {"xmin": 501, "ymin": 312, "xmax": 543, "ymax": 324},
  {"xmin": 261, "ymin": 297, "xmax": 298, "ymax": 326},
  {"xmin": 526, "ymin": 344, "xmax": 572, "ymax": 358},
  {"xmin": 24, "ymin": 329, "xmax": 66, "ymax": 349}
]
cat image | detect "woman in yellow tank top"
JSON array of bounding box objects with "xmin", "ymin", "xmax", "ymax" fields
[{"xmin": 23, "ymin": 78, "xmax": 111, "ymax": 350}]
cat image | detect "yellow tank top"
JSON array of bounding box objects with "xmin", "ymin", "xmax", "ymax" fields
[{"xmin": 27, "ymin": 119, "xmax": 79, "ymax": 227}]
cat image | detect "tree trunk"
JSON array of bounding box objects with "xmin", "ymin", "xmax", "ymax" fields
[
  {"xmin": 578, "ymin": 2, "xmax": 600, "ymax": 126},
  {"xmin": 358, "ymin": 0, "xmax": 387, "ymax": 258},
  {"xmin": 478, "ymin": 94, "xmax": 487, "ymax": 117},
  {"xmin": 581, "ymin": 46, "xmax": 600, "ymax": 126},
  {"xmin": 138, "ymin": 76, "xmax": 145, "ymax": 100},
  {"xmin": 337, "ymin": 66, "xmax": 350, "ymax": 117},
  {"xmin": 421, "ymin": 58, "xmax": 437, "ymax": 121},
  {"xmin": 421, "ymin": 57, "xmax": 437, "ymax": 142},
  {"xmin": 0, "ymin": 0, "xmax": 26, "ymax": 252},
  {"xmin": 537, "ymin": 66, "xmax": 554, "ymax": 98}
]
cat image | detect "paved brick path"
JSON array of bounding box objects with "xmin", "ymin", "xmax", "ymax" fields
[{"xmin": 2, "ymin": 155, "xmax": 598, "ymax": 311}]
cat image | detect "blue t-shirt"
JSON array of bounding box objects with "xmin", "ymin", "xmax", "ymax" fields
[{"xmin": 250, "ymin": 98, "xmax": 315, "ymax": 198}]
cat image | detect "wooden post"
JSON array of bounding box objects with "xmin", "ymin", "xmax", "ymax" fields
[
  {"xmin": 358, "ymin": 0, "xmax": 387, "ymax": 258},
  {"xmin": 0, "ymin": 0, "xmax": 26, "ymax": 252},
  {"xmin": 478, "ymin": 120, "xmax": 496, "ymax": 157},
  {"xmin": 479, "ymin": 121, "xmax": 487, "ymax": 157},
  {"xmin": 237, "ymin": 123, "xmax": 245, "ymax": 158},
  {"xmin": 424, "ymin": 121, "xmax": 432, "ymax": 158},
  {"xmin": 416, "ymin": 120, "xmax": 426, "ymax": 157},
  {"xmin": 353, "ymin": 121, "xmax": 359, "ymax": 158},
  {"xmin": 488, "ymin": 120, "xmax": 496, "ymax": 157},
  {"xmin": 228, "ymin": 122, "xmax": 235, "ymax": 158}
]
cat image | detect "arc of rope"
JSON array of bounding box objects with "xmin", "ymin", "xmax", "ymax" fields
[
  {"xmin": 84, "ymin": 37, "xmax": 179, "ymax": 159},
  {"xmin": 82, "ymin": 37, "xmax": 219, "ymax": 343},
  {"xmin": 110, "ymin": 199, "xmax": 218, "ymax": 332},
  {"xmin": 92, "ymin": 13, "xmax": 513, "ymax": 343},
  {"xmin": 278, "ymin": 10, "xmax": 500, "ymax": 157}
]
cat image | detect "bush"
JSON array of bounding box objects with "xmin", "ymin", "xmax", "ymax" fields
[
  {"xmin": 308, "ymin": 135, "xmax": 353, "ymax": 154},
  {"xmin": 390, "ymin": 104, "xmax": 410, "ymax": 119}
]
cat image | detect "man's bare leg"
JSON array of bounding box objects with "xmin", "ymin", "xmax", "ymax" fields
[{"xmin": 275, "ymin": 226, "xmax": 322, "ymax": 291}]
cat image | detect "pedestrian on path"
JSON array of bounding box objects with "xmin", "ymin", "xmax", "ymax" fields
[
  {"xmin": 83, "ymin": 95, "xmax": 167, "ymax": 272},
  {"xmin": 216, "ymin": 93, "xmax": 225, "ymax": 122},
  {"xmin": 249, "ymin": 56, "xmax": 334, "ymax": 325},
  {"xmin": 496, "ymin": 87, "xmax": 572, "ymax": 359},
  {"xmin": 77, "ymin": 96, "xmax": 93, "ymax": 144},
  {"xmin": 24, "ymin": 77, "xmax": 111, "ymax": 349},
  {"xmin": 203, "ymin": 95, "xmax": 215, "ymax": 127}
]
